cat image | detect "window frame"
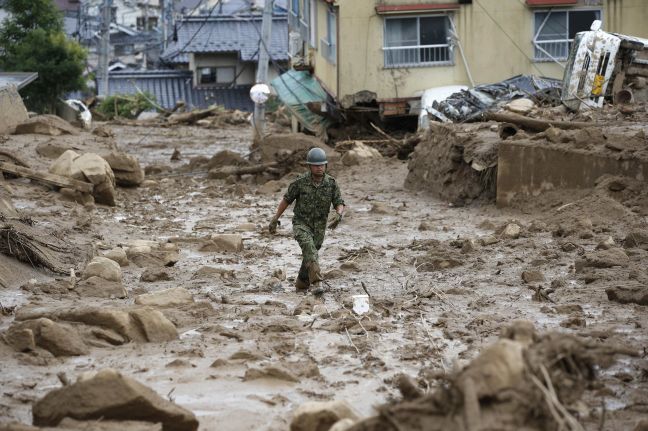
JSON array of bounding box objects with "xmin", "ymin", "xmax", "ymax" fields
[
  {"xmin": 196, "ymin": 66, "xmax": 237, "ymax": 87},
  {"xmin": 532, "ymin": 8, "xmax": 602, "ymax": 62},
  {"xmin": 309, "ymin": 0, "xmax": 317, "ymax": 48},
  {"xmin": 382, "ymin": 14, "xmax": 454, "ymax": 69},
  {"xmin": 320, "ymin": 7, "xmax": 337, "ymax": 65}
]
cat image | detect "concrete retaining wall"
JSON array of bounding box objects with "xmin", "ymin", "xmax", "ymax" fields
[
  {"xmin": 0, "ymin": 86, "xmax": 28, "ymax": 134},
  {"xmin": 497, "ymin": 141, "xmax": 648, "ymax": 207}
]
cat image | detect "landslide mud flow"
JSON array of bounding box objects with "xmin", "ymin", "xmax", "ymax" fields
[{"xmin": 1, "ymin": 120, "xmax": 647, "ymax": 431}]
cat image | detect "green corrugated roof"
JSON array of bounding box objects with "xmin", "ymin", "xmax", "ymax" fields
[{"xmin": 270, "ymin": 70, "xmax": 332, "ymax": 135}]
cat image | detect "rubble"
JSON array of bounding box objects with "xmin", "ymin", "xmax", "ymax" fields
[{"xmin": 32, "ymin": 369, "xmax": 199, "ymax": 430}]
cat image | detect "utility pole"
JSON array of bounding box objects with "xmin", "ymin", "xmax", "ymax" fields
[
  {"xmin": 98, "ymin": 0, "xmax": 113, "ymax": 97},
  {"xmin": 253, "ymin": 0, "xmax": 274, "ymax": 141}
]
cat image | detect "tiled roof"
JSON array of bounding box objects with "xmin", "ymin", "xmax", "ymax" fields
[{"xmin": 161, "ymin": 15, "xmax": 288, "ymax": 64}]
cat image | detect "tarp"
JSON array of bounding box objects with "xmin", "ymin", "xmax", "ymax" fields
[{"xmin": 270, "ymin": 70, "xmax": 333, "ymax": 135}]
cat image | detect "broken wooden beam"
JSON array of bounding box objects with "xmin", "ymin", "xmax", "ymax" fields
[
  {"xmin": 0, "ymin": 162, "xmax": 93, "ymax": 193},
  {"xmin": 167, "ymin": 106, "xmax": 221, "ymax": 125},
  {"xmin": 483, "ymin": 112, "xmax": 592, "ymax": 133}
]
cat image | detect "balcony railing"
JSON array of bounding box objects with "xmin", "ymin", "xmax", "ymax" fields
[
  {"xmin": 533, "ymin": 39, "xmax": 572, "ymax": 61},
  {"xmin": 383, "ymin": 44, "xmax": 453, "ymax": 68},
  {"xmin": 320, "ymin": 38, "xmax": 336, "ymax": 64}
]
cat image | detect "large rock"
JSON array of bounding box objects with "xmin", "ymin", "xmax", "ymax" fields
[
  {"xmin": 32, "ymin": 368, "xmax": 199, "ymax": 431},
  {"xmin": 83, "ymin": 256, "xmax": 122, "ymax": 282},
  {"xmin": 134, "ymin": 287, "xmax": 193, "ymax": 308},
  {"xmin": 500, "ymin": 223, "xmax": 521, "ymax": 239},
  {"xmin": 606, "ymin": 284, "xmax": 648, "ymax": 306},
  {"xmin": 201, "ymin": 234, "xmax": 244, "ymax": 253},
  {"xmin": 15, "ymin": 305, "xmax": 178, "ymax": 344},
  {"xmin": 624, "ymin": 230, "xmax": 648, "ymax": 250},
  {"xmin": 5, "ymin": 318, "xmax": 88, "ymax": 357},
  {"xmin": 103, "ymin": 247, "xmax": 129, "ymax": 267},
  {"xmin": 0, "ymin": 85, "xmax": 29, "ymax": 134},
  {"xmin": 341, "ymin": 142, "xmax": 382, "ymax": 166},
  {"xmin": 575, "ymin": 248, "xmax": 630, "ymax": 272},
  {"xmin": 50, "ymin": 150, "xmax": 116, "ymax": 206},
  {"xmin": 290, "ymin": 401, "xmax": 359, "ymax": 431},
  {"xmin": 506, "ymin": 98, "xmax": 535, "ymax": 115},
  {"xmin": 103, "ymin": 152, "xmax": 145, "ymax": 187},
  {"xmin": 13, "ymin": 115, "xmax": 79, "ymax": 136},
  {"xmin": 76, "ymin": 276, "xmax": 127, "ymax": 299}
]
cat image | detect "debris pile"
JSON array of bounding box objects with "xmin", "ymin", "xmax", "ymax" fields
[{"xmin": 336, "ymin": 322, "xmax": 636, "ymax": 431}]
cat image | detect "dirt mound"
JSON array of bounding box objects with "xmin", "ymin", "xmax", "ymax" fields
[
  {"xmin": 347, "ymin": 322, "xmax": 637, "ymax": 431},
  {"xmin": 252, "ymin": 133, "xmax": 339, "ymax": 166},
  {"xmin": 405, "ymin": 124, "xmax": 499, "ymax": 205}
]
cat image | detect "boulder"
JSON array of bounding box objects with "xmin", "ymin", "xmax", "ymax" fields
[
  {"xmin": 6, "ymin": 318, "xmax": 87, "ymax": 357},
  {"xmin": 140, "ymin": 268, "xmax": 172, "ymax": 282},
  {"xmin": 103, "ymin": 247, "xmax": 129, "ymax": 267},
  {"xmin": 83, "ymin": 256, "xmax": 122, "ymax": 282},
  {"xmin": 32, "ymin": 368, "xmax": 199, "ymax": 431},
  {"xmin": 13, "ymin": 115, "xmax": 79, "ymax": 136},
  {"xmin": 135, "ymin": 287, "xmax": 194, "ymax": 308},
  {"xmin": 76, "ymin": 276, "xmax": 127, "ymax": 299},
  {"xmin": 59, "ymin": 188, "xmax": 94, "ymax": 206},
  {"xmin": 341, "ymin": 142, "xmax": 382, "ymax": 166},
  {"xmin": 74, "ymin": 153, "xmax": 114, "ymax": 186},
  {"xmin": 290, "ymin": 400, "xmax": 359, "ymax": 431},
  {"xmin": 129, "ymin": 308, "xmax": 178, "ymax": 343},
  {"xmin": 50, "ymin": 150, "xmax": 116, "ymax": 206},
  {"xmin": 606, "ymin": 284, "xmax": 648, "ymax": 306},
  {"xmin": 92, "ymin": 125, "xmax": 115, "ymax": 137},
  {"xmin": 201, "ymin": 234, "xmax": 244, "ymax": 253},
  {"xmin": 624, "ymin": 231, "xmax": 648, "ymax": 250},
  {"xmin": 103, "ymin": 152, "xmax": 145, "ymax": 187},
  {"xmin": 575, "ymin": 248, "xmax": 630, "ymax": 273},
  {"xmin": 36, "ymin": 142, "xmax": 74, "ymax": 159}
]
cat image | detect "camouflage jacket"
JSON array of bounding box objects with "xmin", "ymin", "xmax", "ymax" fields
[{"xmin": 284, "ymin": 172, "xmax": 345, "ymax": 232}]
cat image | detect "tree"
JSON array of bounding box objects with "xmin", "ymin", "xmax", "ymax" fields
[{"xmin": 0, "ymin": 0, "xmax": 87, "ymax": 112}]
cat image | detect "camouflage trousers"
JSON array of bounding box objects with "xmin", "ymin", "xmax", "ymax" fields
[{"xmin": 293, "ymin": 224, "xmax": 325, "ymax": 282}]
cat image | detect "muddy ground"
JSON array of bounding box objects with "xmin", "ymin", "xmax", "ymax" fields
[{"xmin": 1, "ymin": 121, "xmax": 647, "ymax": 430}]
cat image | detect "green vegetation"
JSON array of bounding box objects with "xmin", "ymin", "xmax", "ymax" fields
[
  {"xmin": 96, "ymin": 93, "xmax": 158, "ymax": 120},
  {"xmin": 0, "ymin": 0, "xmax": 87, "ymax": 113}
]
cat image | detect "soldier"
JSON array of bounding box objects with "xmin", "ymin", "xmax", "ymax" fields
[{"xmin": 268, "ymin": 147, "xmax": 345, "ymax": 295}]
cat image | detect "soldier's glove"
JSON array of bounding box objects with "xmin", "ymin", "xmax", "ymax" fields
[
  {"xmin": 328, "ymin": 212, "xmax": 343, "ymax": 230},
  {"xmin": 268, "ymin": 217, "xmax": 280, "ymax": 234}
]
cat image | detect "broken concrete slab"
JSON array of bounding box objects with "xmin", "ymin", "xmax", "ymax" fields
[
  {"xmin": 134, "ymin": 287, "xmax": 193, "ymax": 307},
  {"xmin": 32, "ymin": 368, "xmax": 199, "ymax": 431}
]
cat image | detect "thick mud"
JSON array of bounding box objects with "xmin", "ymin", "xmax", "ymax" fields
[{"xmin": 1, "ymin": 122, "xmax": 647, "ymax": 430}]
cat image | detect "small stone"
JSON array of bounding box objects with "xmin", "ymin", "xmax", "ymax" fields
[
  {"xmin": 596, "ymin": 236, "xmax": 616, "ymax": 250},
  {"xmin": 244, "ymin": 365, "xmax": 300, "ymax": 383},
  {"xmin": 5, "ymin": 328, "xmax": 36, "ymax": 352},
  {"xmin": 606, "ymin": 284, "xmax": 648, "ymax": 306},
  {"xmin": 480, "ymin": 235, "xmax": 499, "ymax": 246},
  {"xmin": 140, "ymin": 268, "xmax": 172, "ymax": 282},
  {"xmin": 521, "ymin": 270, "xmax": 545, "ymax": 284},
  {"xmin": 575, "ymin": 248, "xmax": 629, "ymax": 273},
  {"xmin": 506, "ymin": 98, "xmax": 534, "ymax": 114},
  {"xmin": 418, "ymin": 221, "xmax": 433, "ymax": 231},
  {"xmin": 501, "ymin": 223, "xmax": 521, "ymax": 239},
  {"xmin": 202, "ymin": 234, "xmax": 244, "ymax": 252},
  {"xmin": 369, "ymin": 202, "xmax": 392, "ymax": 215}
]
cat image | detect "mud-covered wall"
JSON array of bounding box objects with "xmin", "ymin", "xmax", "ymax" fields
[
  {"xmin": 0, "ymin": 86, "xmax": 28, "ymax": 134},
  {"xmin": 497, "ymin": 141, "xmax": 648, "ymax": 207}
]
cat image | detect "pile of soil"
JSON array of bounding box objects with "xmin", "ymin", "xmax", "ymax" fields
[{"xmin": 405, "ymin": 124, "xmax": 499, "ymax": 205}]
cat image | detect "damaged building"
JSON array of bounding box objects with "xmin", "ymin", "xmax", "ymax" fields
[{"xmin": 280, "ymin": 0, "xmax": 648, "ymax": 131}]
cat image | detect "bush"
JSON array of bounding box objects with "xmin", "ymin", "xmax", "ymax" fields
[{"xmin": 96, "ymin": 92, "xmax": 157, "ymax": 120}]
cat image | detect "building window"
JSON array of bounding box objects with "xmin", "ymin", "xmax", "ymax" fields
[
  {"xmin": 137, "ymin": 16, "xmax": 159, "ymax": 31},
  {"xmin": 383, "ymin": 15, "xmax": 453, "ymax": 68},
  {"xmin": 289, "ymin": 0, "xmax": 300, "ymax": 27},
  {"xmin": 533, "ymin": 9, "xmax": 601, "ymax": 61},
  {"xmin": 320, "ymin": 8, "xmax": 336, "ymax": 64},
  {"xmin": 299, "ymin": 0, "xmax": 310, "ymax": 43},
  {"xmin": 114, "ymin": 44, "xmax": 134, "ymax": 56},
  {"xmin": 198, "ymin": 67, "xmax": 236, "ymax": 86}
]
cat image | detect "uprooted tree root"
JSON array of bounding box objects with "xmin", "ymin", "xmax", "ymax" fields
[
  {"xmin": 348, "ymin": 321, "xmax": 637, "ymax": 431},
  {"xmin": 0, "ymin": 218, "xmax": 80, "ymax": 274}
]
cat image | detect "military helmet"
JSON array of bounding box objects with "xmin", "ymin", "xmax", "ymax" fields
[{"xmin": 306, "ymin": 147, "xmax": 327, "ymax": 165}]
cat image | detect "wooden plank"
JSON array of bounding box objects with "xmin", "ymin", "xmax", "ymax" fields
[{"xmin": 0, "ymin": 162, "xmax": 93, "ymax": 193}]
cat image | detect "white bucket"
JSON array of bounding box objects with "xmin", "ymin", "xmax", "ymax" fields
[{"xmin": 352, "ymin": 294, "xmax": 370, "ymax": 315}]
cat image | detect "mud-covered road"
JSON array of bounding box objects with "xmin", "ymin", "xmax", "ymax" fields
[{"xmin": 1, "ymin": 122, "xmax": 647, "ymax": 430}]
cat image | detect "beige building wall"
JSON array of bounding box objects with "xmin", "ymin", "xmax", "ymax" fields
[
  {"xmin": 304, "ymin": 0, "xmax": 648, "ymax": 101},
  {"xmin": 191, "ymin": 53, "xmax": 255, "ymax": 86}
]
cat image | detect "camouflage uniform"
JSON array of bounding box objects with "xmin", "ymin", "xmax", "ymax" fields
[{"xmin": 283, "ymin": 171, "xmax": 345, "ymax": 283}]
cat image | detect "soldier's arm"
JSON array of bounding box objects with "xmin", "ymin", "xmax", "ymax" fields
[
  {"xmin": 332, "ymin": 182, "xmax": 345, "ymax": 215},
  {"xmin": 273, "ymin": 198, "xmax": 290, "ymax": 220}
]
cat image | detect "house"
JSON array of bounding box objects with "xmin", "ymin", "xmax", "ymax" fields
[
  {"xmin": 287, "ymin": 0, "xmax": 648, "ymax": 120},
  {"xmin": 160, "ymin": 11, "xmax": 289, "ymax": 89}
]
